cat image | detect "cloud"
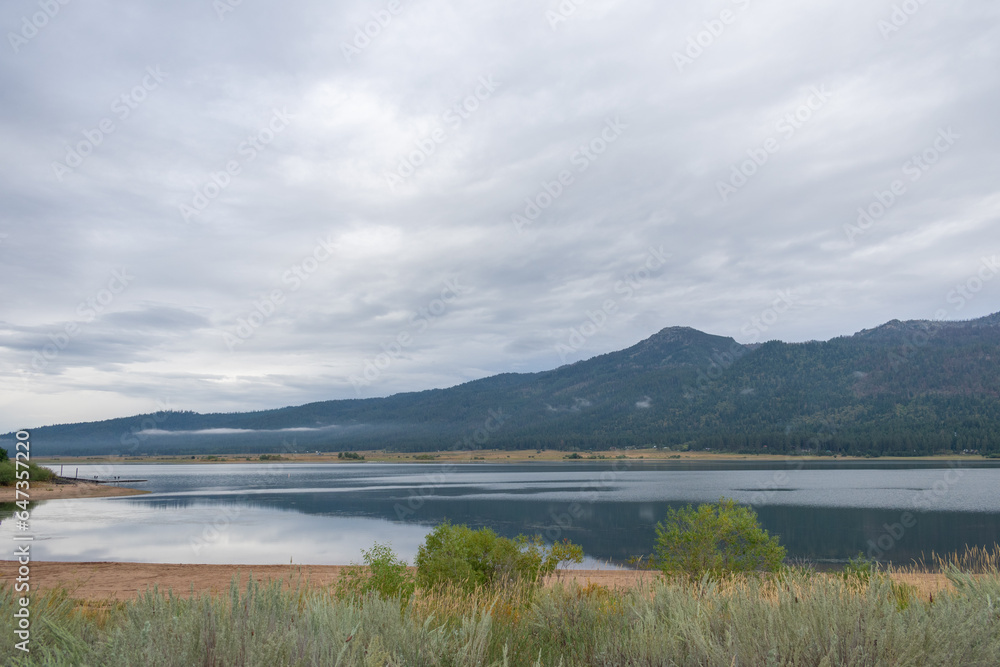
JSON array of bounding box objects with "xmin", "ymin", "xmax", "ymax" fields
[
  {"xmin": 1, "ymin": 0, "xmax": 999, "ymax": 431},
  {"xmin": 138, "ymin": 427, "xmax": 342, "ymax": 436}
]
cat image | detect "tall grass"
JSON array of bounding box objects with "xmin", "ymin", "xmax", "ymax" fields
[
  {"xmin": 3, "ymin": 560, "xmax": 999, "ymax": 665},
  {"xmin": 0, "ymin": 460, "xmax": 55, "ymax": 486}
]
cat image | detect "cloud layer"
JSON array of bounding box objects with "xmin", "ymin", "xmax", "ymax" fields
[{"xmin": 2, "ymin": 0, "xmax": 999, "ymax": 432}]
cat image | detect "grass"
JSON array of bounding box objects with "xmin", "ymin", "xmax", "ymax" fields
[
  {"xmin": 3, "ymin": 554, "xmax": 999, "ymax": 666},
  {"xmin": 0, "ymin": 460, "xmax": 56, "ymax": 486}
]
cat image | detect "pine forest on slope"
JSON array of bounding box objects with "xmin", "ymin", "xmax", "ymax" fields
[{"xmin": 8, "ymin": 312, "xmax": 1000, "ymax": 457}]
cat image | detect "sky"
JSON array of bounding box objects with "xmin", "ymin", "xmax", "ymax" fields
[{"xmin": 1, "ymin": 0, "xmax": 999, "ymax": 433}]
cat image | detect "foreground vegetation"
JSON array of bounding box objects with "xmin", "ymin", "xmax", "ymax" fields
[
  {"xmin": 3, "ymin": 500, "xmax": 996, "ymax": 664},
  {"xmin": 0, "ymin": 448, "xmax": 55, "ymax": 486},
  {"xmin": 3, "ymin": 562, "xmax": 998, "ymax": 666}
]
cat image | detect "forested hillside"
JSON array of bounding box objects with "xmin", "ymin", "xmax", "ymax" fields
[{"xmin": 7, "ymin": 313, "xmax": 1000, "ymax": 456}]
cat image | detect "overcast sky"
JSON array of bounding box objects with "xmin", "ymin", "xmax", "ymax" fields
[{"xmin": 1, "ymin": 0, "xmax": 998, "ymax": 433}]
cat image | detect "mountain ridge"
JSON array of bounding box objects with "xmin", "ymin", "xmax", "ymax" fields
[{"xmin": 6, "ymin": 312, "xmax": 1000, "ymax": 456}]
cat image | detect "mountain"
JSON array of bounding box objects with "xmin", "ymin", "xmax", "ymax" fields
[{"xmin": 6, "ymin": 313, "xmax": 1000, "ymax": 457}]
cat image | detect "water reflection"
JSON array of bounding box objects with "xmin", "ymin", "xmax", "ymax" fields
[{"xmin": 2, "ymin": 461, "xmax": 998, "ymax": 566}]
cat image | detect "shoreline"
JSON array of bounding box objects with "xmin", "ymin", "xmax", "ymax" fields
[
  {"xmin": 34, "ymin": 449, "xmax": 995, "ymax": 467},
  {"xmin": 0, "ymin": 561, "xmax": 956, "ymax": 602},
  {"xmin": 0, "ymin": 478, "xmax": 149, "ymax": 502}
]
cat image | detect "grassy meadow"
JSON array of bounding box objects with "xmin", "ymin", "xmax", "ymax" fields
[{"xmin": 3, "ymin": 552, "xmax": 999, "ymax": 666}]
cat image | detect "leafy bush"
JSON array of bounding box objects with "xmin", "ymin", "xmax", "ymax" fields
[
  {"xmin": 335, "ymin": 542, "xmax": 415, "ymax": 602},
  {"xmin": 0, "ymin": 448, "xmax": 8, "ymax": 462},
  {"xmin": 653, "ymin": 497, "xmax": 786, "ymax": 579},
  {"xmin": 415, "ymin": 523, "xmax": 583, "ymax": 592},
  {"xmin": 337, "ymin": 451, "xmax": 365, "ymax": 460},
  {"xmin": 0, "ymin": 460, "xmax": 56, "ymax": 486},
  {"xmin": 842, "ymin": 552, "xmax": 879, "ymax": 586}
]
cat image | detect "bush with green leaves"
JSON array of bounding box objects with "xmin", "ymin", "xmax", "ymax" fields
[
  {"xmin": 335, "ymin": 542, "xmax": 415, "ymax": 602},
  {"xmin": 0, "ymin": 460, "xmax": 56, "ymax": 486},
  {"xmin": 415, "ymin": 523, "xmax": 583, "ymax": 592},
  {"xmin": 653, "ymin": 497, "xmax": 786, "ymax": 578},
  {"xmin": 842, "ymin": 552, "xmax": 879, "ymax": 586}
]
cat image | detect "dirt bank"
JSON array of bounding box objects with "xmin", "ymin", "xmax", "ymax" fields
[
  {"xmin": 0, "ymin": 561, "xmax": 954, "ymax": 602},
  {"xmin": 0, "ymin": 479, "xmax": 148, "ymax": 502}
]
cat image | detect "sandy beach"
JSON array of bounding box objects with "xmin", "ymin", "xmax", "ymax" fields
[
  {"xmin": 0, "ymin": 561, "xmax": 953, "ymax": 602},
  {"xmin": 0, "ymin": 478, "xmax": 148, "ymax": 502}
]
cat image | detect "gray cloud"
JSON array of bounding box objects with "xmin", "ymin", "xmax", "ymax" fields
[{"xmin": 2, "ymin": 0, "xmax": 999, "ymax": 431}]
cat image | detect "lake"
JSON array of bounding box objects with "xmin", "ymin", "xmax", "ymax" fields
[{"xmin": 3, "ymin": 460, "xmax": 1000, "ymax": 567}]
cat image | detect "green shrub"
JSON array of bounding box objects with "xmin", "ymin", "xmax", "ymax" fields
[
  {"xmin": 0, "ymin": 448, "xmax": 8, "ymax": 462},
  {"xmin": 0, "ymin": 460, "xmax": 55, "ymax": 486},
  {"xmin": 842, "ymin": 552, "xmax": 879, "ymax": 586},
  {"xmin": 653, "ymin": 497, "xmax": 786, "ymax": 579},
  {"xmin": 415, "ymin": 523, "xmax": 583, "ymax": 592},
  {"xmin": 335, "ymin": 542, "xmax": 415, "ymax": 602}
]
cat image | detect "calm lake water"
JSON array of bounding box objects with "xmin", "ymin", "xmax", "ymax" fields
[{"xmin": 3, "ymin": 461, "xmax": 1000, "ymax": 567}]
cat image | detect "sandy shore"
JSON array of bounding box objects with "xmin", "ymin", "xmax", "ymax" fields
[
  {"xmin": 0, "ymin": 479, "xmax": 148, "ymax": 502},
  {"xmin": 0, "ymin": 561, "xmax": 953, "ymax": 602}
]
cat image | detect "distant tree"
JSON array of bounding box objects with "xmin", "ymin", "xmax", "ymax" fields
[{"xmin": 653, "ymin": 498, "xmax": 785, "ymax": 579}]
